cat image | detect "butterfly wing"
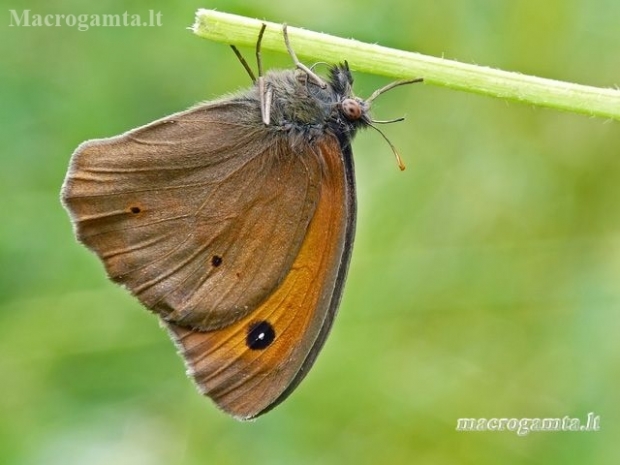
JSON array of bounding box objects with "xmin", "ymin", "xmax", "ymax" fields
[
  {"xmin": 62, "ymin": 99, "xmax": 322, "ymax": 330},
  {"xmin": 165, "ymin": 136, "xmax": 356, "ymax": 419}
]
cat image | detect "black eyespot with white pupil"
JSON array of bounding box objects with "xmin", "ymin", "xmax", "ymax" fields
[
  {"xmin": 341, "ymin": 98, "xmax": 363, "ymax": 120},
  {"xmin": 246, "ymin": 321, "xmax": 275, "ymax": 350}
]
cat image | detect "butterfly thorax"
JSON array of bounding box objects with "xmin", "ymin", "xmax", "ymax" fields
[{"xmin": 257, "ymin": 63, "xmax": 370, "ymax": 149}]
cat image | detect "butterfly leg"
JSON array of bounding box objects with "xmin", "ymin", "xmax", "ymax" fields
[
  {"xmin": 228, "ymin": 22, "xmax": 268, "ymax": 84},
  {"xmin": 282, "ymin": 24, "xmax": 328, "ymax": 89},
  {"xmin": 230, "ymin": 45, "xmax": 256, "ymax": 83},
  {"xmin": 261, "ymin": 83, "xmax": 272, "ymax": 125},
  {"xmin": 252, "ymin": 23, "xmax": 273, "ymax": 125}
]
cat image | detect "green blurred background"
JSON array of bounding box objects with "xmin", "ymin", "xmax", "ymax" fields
[{"xmin": 1, "ymin": 0, "xmax": 619, "ymax": 463}]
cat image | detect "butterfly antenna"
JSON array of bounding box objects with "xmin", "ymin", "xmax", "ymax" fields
[
  {"xmin": 371, "ymin": 116, "xmax": 406, "ymax": 124},
  {"xmin": 368, "ymin": 123, "xmax": 407, "ymax": 171},
  {"xmin": 366, "ymin": 77, "xmax": 423, "ymax": 105},
  {"xmin": 365, "ymin": 77, "xmax": 423, "ymax": 170}
]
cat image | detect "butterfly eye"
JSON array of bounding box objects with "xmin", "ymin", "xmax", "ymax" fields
[{"xmin": 340, "ymin": 98, "xmax": 363, "ymax": 121}]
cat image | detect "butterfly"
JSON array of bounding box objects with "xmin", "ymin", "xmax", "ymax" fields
[{"xmin": 61, "ymin": 23, "xmax": 421, "ymax": 419}]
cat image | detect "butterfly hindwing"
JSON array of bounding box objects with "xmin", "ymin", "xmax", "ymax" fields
[{"xmin": 165, "ymin": 136, "xmax": 356, "ymax": 419}]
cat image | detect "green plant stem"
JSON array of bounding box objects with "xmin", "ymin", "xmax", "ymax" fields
[{"xmin": 193, "ymin": 9, "xmax": 620, "ymax": 121}]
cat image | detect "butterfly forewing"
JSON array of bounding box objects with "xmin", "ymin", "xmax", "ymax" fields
[{"xmin": 62, "ymin": 100, "xmax": 321, "ymax": 330}]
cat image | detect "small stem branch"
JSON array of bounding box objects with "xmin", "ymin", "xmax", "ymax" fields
[{"xmin": 192, "ymin": 9, "xmax": 620, "ymax": 121}]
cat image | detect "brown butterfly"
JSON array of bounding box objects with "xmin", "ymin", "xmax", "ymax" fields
[{"xmin": 61, "ymin": 24, "xmax": 421, "ymax": 420}]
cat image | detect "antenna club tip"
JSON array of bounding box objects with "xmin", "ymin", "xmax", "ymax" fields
[{"xmin": 395, "ymin": 150, "xmax": 406, "ymax": 171}]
